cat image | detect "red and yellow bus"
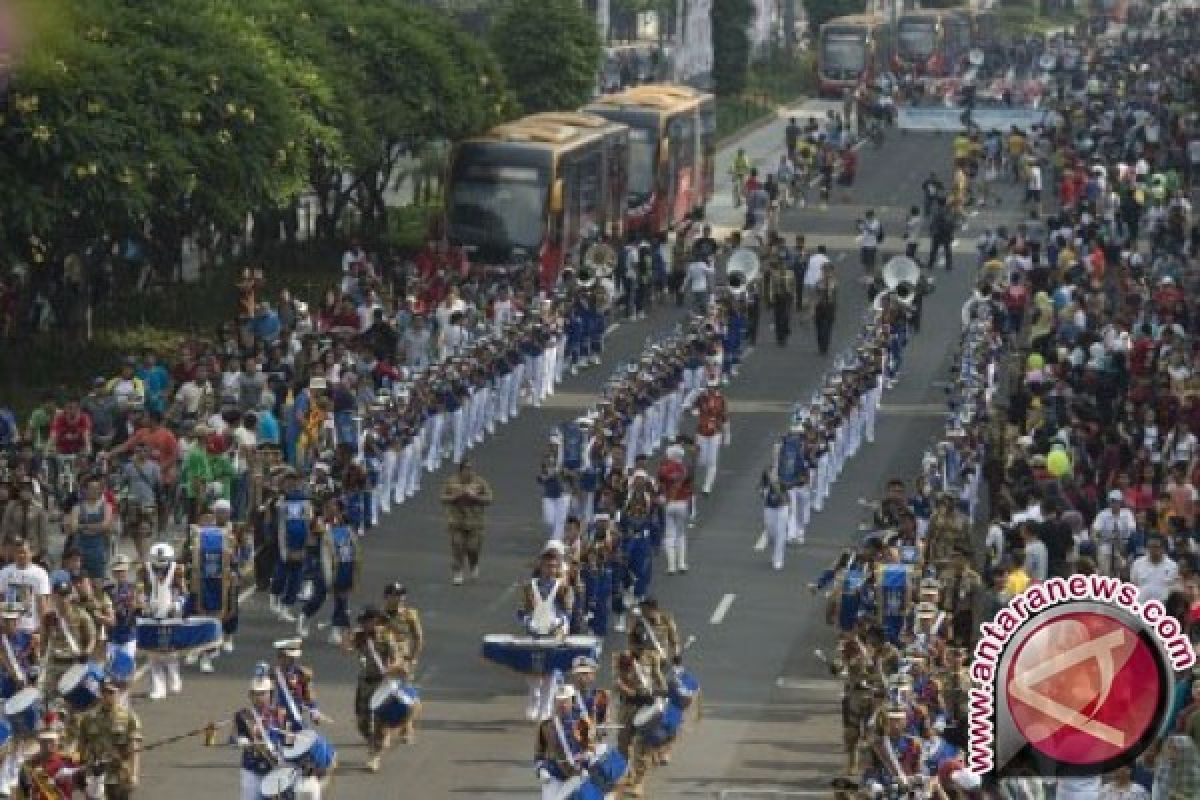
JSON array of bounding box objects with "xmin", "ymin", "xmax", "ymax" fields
[
  {"xmin": 817, "ymin": 13, "xmax": 894, "ymax": 96},
  {"xmin": 894, "ymin": 9, "xmax": 966, "ymax": 77},
  {"xmin": 445, "ymin": 112, "xmax": 629, "ymax": 286},
  {"xmin": 583, "ymin": 84, "xmax": 716, "ymax": 235}
]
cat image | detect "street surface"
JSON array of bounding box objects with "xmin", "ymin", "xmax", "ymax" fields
[{"xmin": 133, "ymin": 103, "xmax": 1024, "ymax": 798}]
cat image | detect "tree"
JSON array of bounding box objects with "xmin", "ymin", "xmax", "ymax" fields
[
  {"xmin": 803, "ymin": 0, "xmax": 866, "ymax": 39},
  {"xmin": 711, "ymin": 0, "xmax": 754, "ymax": 95},
  {"xmin": 488, "ymin": 0, "xmax": 603, "ymax": 114}
]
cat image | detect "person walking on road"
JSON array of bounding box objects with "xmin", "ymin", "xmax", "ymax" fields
[
  {"xmin": 813, "ymin": 262, "xmax": 838, "ymax": 356},
  {"xmin": 685, "ymin": 255, "xmax": 713, "ymax": 314},
  {"xmin": 857, "ymin": 209, "xmax": 884, "ymax": 274},
  {"xmin": 439, "ymin": 459, "xmax": 494, "ymax": 585},
  {"xmin": 764, "ymin": 255, "xmax": 796, "ymax": 347},
  {"xmin": 928, "ymin": 199, "xmax": 956, "ymax": 271}
]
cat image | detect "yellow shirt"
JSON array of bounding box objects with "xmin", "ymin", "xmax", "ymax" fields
[
  {"xmin": 953, "ymin": 136, "xmax": 971, "ymax": 160},
  {"xmin": 1005, "ymin": 568, "xmax": 1031, "ymax": 595},
  {"xmin": 1007, "ymin": 133, "xmax": 1026, "ymax": 157}
]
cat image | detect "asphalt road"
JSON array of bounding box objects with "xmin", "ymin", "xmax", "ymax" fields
[{"xmin": 131, "ymin": 104, "xmax": 1026, "ymax": 799}]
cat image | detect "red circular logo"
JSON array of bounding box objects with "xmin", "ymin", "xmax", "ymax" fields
[{"xmin": 1005, "ymin": 611, "xmax": 1163, "ymax": 766}]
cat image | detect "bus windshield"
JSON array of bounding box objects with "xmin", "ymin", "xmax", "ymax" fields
[
  {"xmin": 822, "ymin": 33, "xmax": 867, "ymax": 77},
  {"xmin": 898, "ymin": 22, "xmax": 936, "ymax": 60},
  {"xmin": 448, "ymin": 162, "xmax": 548, "ymax": 253},
  {"xmin": 627, "ymin": 127, "xmax": 658, "ymax": 207}
]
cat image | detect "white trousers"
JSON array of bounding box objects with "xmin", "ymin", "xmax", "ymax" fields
[
  {"xmin": 241, "ymin": 769, "xmax": 263, "ymax": 800},
  {"xmin": 530, "ymin": 354, "xmax": 546, "ymax": 404},
  {"xmin": 787, "ymin": 486, "xmax": 809, "ymax": 542},
  {"xmin": 765, "ymin": 505, "xmax": 789, "ymax": 569},
  {"xmin": 542, "ymin": 496, "xmax": 570, "ymax": 541},
  {"xmin": 624, "ymin": 415, "xmax": 643, "ymax": 471},
  {"xmin": 424, "ymin": 414, "xmax": 444, "ymax": 470},
  {"xmin": 450, "ymin": 408, "xmax": 467, "ymax": 464},
  {"xmin": 663, "ymin": 500, "xmax": 690, "ymax": 550},
  {"xmin": 402, "ymin": 442, "xmax": 421, "ymax": 497},
  {"xmin": 378, "ymin": 450, "xmax": 398, "ymax": 511},
  {"xmin": 665, "ymin": 390, "xmax": 683, "ymax": 440},
  {"xmin": 697, "ymin": 434, "xmax": 721, "ymax": 493}
]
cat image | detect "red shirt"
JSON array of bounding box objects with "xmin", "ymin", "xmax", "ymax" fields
[
  {"xmin": 657, "ymin": 460, "xmax": 691, "ymax": 502},
  {"xmin": 50, "ymin": 411, "xmax": 92, "ymax": 454}
]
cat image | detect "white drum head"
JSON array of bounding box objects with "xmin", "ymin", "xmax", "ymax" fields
[
  {"xmin": 282, "ymin": 729, "xmax": 317, "ymax": 761},
  {"xmin": 58, "ymin": 664, "xmax": 90, "ymax": 694},
  {"xmin": 260, "ymin": 767, "xmax": 299, "ymax": 797},
  {"xmin": 4, "ymin": 688, "xmax": 40, "ymax": 715}
]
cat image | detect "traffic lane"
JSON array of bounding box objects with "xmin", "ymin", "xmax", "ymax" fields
[{"xmin": 650, "ymin": 159, "xmax": 1027, "ymax": 795}]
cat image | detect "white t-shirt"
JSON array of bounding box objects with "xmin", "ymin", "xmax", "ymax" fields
[
  {"xmin": 0, "ymin": 564, "xmax": 51, "ymax": 633},
  {"xmin": 1028, "ymin": 165, "xmax": 1042, "ymax": 192},
  {"xmin": 804, "ymin": 253, "xmax": 831, "ymax": 287},
  {"xmin": 686, "ymin": 261, "xmax": 712, "ymax": 292},
  {"xmin": 1054, "ymin": 776, "xmax": 1102, "ymax": 800},
  {"xmin": 1129, "ymin": 555, "xmax": 1179, "ymax": 605},
  {"xmin": 859, "ymin": 219, "xmax": 882, "ymax": 249}
]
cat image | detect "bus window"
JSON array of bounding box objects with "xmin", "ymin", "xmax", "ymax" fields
[
  {"xmin": 670, "ymin": 115, "xmax": 695, "ymax": 172},
  {"xmin": 627, "ymin": 127, "xmax": 657, "ymax": 208},
  {"xmin": 897, "ymin": 21, "xmax": 936, "ymax": 61},
  {"xmin": 572, "ymin": 149, "xmax": 605, "ymax": 243},
  {"xmin": 699, "ymin": 106, "xmax": 716, "ymax": 200},
  {"xmin": 448, "ymin": 161, "xmax": 549, "ymax": 255},
  {"xmin": 823, "ymin": 33, "xmax": 867, "ymax": 80}
]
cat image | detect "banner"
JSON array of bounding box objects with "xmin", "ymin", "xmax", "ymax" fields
[{"xmin": 896, "ymin": 105, "xmax": 1049, "ymax": 133}]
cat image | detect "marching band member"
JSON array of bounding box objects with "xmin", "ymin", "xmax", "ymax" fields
[
  {"xmin": 77, "ymin": 674, "xmax": 142, "ymax": 800},
  {"xmin": 270, "ymin": 471, "xmax": 312, "ymax": 623},
  {"xmin": 272, "ymin": 638, "xmax": 323, "ymax": 730},
  {"xmin": 0, "ymin": 601, "xmax": 35, "ymax": 796},
  {"xmin": 232, "ymin": 665, "xmax": 286, "ymax": 800},
  {"xmin": 348, "ymin": 606, "xmax": 407, "ymax": 772},
  {"xmin": 566, "ymin": 655, "xmax": 608, "ymax": 726},
  {"xmin": 17, "ymin": 713, "xmax": 80, "ymax": 800},
  {"xmin": 657, "ymin": 444, "xmax": 692, "ymax": 575},
  {"xmin": 318, "ymin": 499, "xmax": 360, "ymax": 646},
  {"xmin": 761, "ymin": 469, "xmax": 790, "ymax": 570},
  {"xmin": 104, "ymin": 555, "xmax": 141, "ymax": 703},
  {"xmin": 533, "ymin": 684, "xmax": 589, "ymax": 800},
  {"xmin": 537, "ymin": 447, "xmax": 569, "ymax": 542},
  {"xmin": 382, "ymin": 582, "xmax": 423, "ymax": 672},
  {"xmin": 613, "ymin": 648, "xmax": 664, "ymax": 798},
  {"xmin": 187, "ymin": 502, "xmax": 238, "ymax": 673},
  {"xmin": 519, "ymin": 543, "xmax": 575, "ymax": 721},
  {"xmin": 694, "ymin": 375, "xmax": 728, "ymax": 497},
  {"xmin": 775, "ymin": 421, "xmax": 811, "ymax": 546},
  {"xmin": 41, "ymin": 570, "xmax": 97, "ymax": 702},
  {"xmin": 142, "ymin": 542, "xmax": 186, "ymax": 700}
]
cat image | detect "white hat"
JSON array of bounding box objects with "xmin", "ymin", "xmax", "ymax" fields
[
  {"xmin": 1108, "ymin": 489, "xmax": 1124, "ymax": 503},
  {"xmin": 541, "ymin": 540, "xmax": 566, "ymax": 558},
  {"xmin": 951, "ymin": 770, "xmax": 982, "ymax": 790},
  {"xmin": 212, "ymin": 498, "xmax": 232, "ymax": 513},
  {"xmin": 273, "ymin": 638, "xmax": 303, "ymax": 657},
  {"xmin": 666, "ymin": 445, "xmax": 685, "ymax": 461},
  {"xmin": 554, "ymin": 684, "xmax": 577, "ymax": 703},
  {"xmin": 149, "ymin": 542, "xmax": 175, "ymax": 564}
]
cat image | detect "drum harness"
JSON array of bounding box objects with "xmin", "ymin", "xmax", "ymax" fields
[{"xmin": 2, "ymin": 633, "xmax": 25, "ymax": 686}]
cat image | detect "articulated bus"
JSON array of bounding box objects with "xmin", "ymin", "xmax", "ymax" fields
[
  {"xmin": 894, "ymin": 9, "xmax": 960, "ymax": 77},
  {"xmin": 943, "ymin": 9, "xmax": 974, "ymax": 72},
  {"xmin": 817, "ymin": 14, "xmax": 893, "ymax": 96},
  {"xmin": 583, "ymin": 84, "xmax": 716, "ymax": 236},
  {"xmin": 445, "ymin": 112, "xmax": 629, "ymax": 285},
  {"xmin": 966, "ymin": 8, "xmax": 998, "ymax": 48}
]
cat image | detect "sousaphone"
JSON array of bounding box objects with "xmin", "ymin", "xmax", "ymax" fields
[
  {"xmin": 874, "ymin": 255, "xmax": 921, "ymax": 311},
  {"xmin": 581, "ymin": 242, "xmax": 617, "ymax": 282},
  {"xmin": 726, "ymin": 247, "xmax": 761, "ymax": 297}
]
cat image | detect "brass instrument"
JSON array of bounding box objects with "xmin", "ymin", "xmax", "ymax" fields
[
  {"xmin": 23, "ymin": 763, "xmax": 65, "ymax": 800},
  {"xmin": 582, "ymin": 242, "xmax": 617, "ymax": 279},
  {"xmin": 725, "ymin": 247, "xmax": 761, "ymax": 298},
  {"xmin": 874, "ymin": 256, "xmax": 921, "ymax": 312}
]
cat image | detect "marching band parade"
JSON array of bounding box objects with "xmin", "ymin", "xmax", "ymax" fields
[{"xmin": 0, "ymin": 4, "xmax": 1198, "ymax": 799}]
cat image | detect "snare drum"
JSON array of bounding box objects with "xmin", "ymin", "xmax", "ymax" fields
[
  {"xmin": 369, "ymin": 680, "xmax": 421, "ymax": 728},
  {"xmin": 259, "ymin": 767, "xmax": 299, "ymax": 799},
  {"xmin": 4, "ymin": 688, "xmax": 43, "ymax": 738},
  {"xmin": 135, "ymin": 617, "xmax": 222, "ymax": 654},
  {"xmin": 631, "ymin": 698, "xmax": 666, "ymax": 730},
  {"xmin": 588, "ymin": 745, "xmax": 628, "ymax": 793},
  {"xmin": 282, "ymin": 729, "xmax": 336, "ymax": 772},
  {"xmin": 642, "ymin": 703, "xmax": 684, "ymax": 750},
  {"xmin": 58, "ymin": 663, "xmax": 105, "ymax": 712},
  {"xmin": 480, "ymin": 634, "xmax": 601, "ymax": 676},
  {"xmin": 0, "ymin": 718, "xmax": 11, "ymax": 750},
  {"xmin": 567, "ymin": 781, "xmax": 606, "ymax": 800},
  {"xmin": 105, "ymin": 647, "xmax": 136, "ymax": 683},
  {"xmin": 669, "ymin": 668, "xmax": 700, "ymax": 710}
]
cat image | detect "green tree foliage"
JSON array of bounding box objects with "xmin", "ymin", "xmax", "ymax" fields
[
  {"xmin": 0, "ymin": 0, "xmax": 514, "ymax": 268},
  {"xmin": 488, "ymin": 0, "xmax": 603, "ymax": 113},
  {"xmin": 803, "ymin": 0, "xmax": 866, "ymax": 38},
  {"xmin": 712, "ymin": 0, "xmax": 754, "ymax": 96}
]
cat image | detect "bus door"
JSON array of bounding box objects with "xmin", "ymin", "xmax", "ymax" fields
[
  {"xmin": 665, "ymin": 113, "xmax": 696, "ymax": 227},
  {"xmin": 563, "ymin": 146, "xmax": 605, "ymax": 261},
  {"xmin": 699, "ymin": 103, "xmax": 717, "ymax": 209}
]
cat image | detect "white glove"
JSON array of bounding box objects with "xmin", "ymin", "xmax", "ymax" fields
[
  {"xmin": 537, "ymin": 768, "xmax": 552, "ymax": 784},
  {"xmin": 309, "ymin": 710, "xmax": 324, "ymax": 725}
]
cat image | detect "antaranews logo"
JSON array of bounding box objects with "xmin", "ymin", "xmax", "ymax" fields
[{"xmin": 968, "ymin": 574, "xmax": 1196, "ymax": 780}]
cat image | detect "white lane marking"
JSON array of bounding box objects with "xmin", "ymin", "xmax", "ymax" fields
[
  {"xmin": 709, "ymin": 593, "xmax": 736, "ymax": 625},
  {"xmin": 774, "ymin": 677, "xmax": 843, "ymax": 692},
  {"xmin": 754, "ymin": 531, "xmax": 768, "ymax": 551},
  {"xmin": 239, "ymin": 586, "xmax": 256, "ymax": 603}
]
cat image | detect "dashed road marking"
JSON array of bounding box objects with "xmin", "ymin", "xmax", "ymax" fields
[{"xmin": 710, "ymin": 593, "xmax": 736, "ymax": 625}]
